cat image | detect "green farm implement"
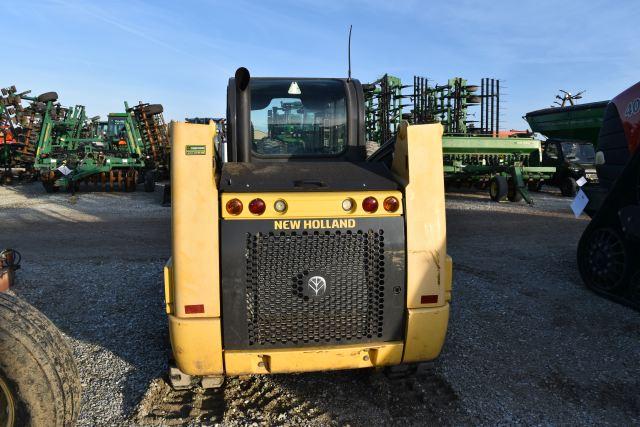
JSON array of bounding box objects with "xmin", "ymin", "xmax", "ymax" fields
[
  {"xmin": 35, "ymin": 101, "xmax": 146, "ymax": 193},
  {"xmin": 525, "ymin": 99, "xmax": 608, "ymax": 146},
  {"xmin": 366, "ymin": 74, "xmax": 554, "ymax": 203},
  {"xmin": 129, "ymin": 102, "xmax": 170, "ymax": 181},
  {"xmin": 0, "ymin": 86, "xmax": 45, "ymax": 183},
  {"xmin": 442, "ymin": 136, "xmax": 555, "ymax": 203}
]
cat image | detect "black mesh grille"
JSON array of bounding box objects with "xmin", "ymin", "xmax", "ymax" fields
[{"xmin": 245, "ymin": 229, "xmax": 385, "ymax": 347}]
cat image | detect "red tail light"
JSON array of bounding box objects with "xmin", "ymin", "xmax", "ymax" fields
[
  {"xmin": 226, "ymin": 198, "xmax": 243, "ymax": 215},
  {"xmin": 185, "ymin": 304, "xmax": 205, "ymax": 314},
  {"xmin": 383, "ymin": 196, "xmax": 400, "ymax": 212},
  {"xmin": 362, "ymin": 197, "xmax": 378, "ymax": 213},
  {"xmin": 249, "ymin": 198, "xmax": 266, "ymax": 215}
]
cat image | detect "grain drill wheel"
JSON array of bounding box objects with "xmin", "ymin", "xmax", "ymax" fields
[
  {"xmin": 0, "ymin": 293, "xmax": 81, "ymax": 426},
  {"xmin": 528, "ymin": 180, "xmax": 542, "ymax": 192},
  {"xmin": 507, "ymin": 184, "xmax": 523, "ymax": 203},
  {"xmin": 489, "ymin": 175, "xmax": 508, "ymax": 202},
  {"xmin": 578, "ymin": 227, "xmax": 631, "ymax": 292}
]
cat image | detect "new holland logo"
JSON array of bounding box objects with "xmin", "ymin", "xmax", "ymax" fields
[
  {"xmin": 307, "ymin": 276, "xmax": 327, "ymax": 297},
  {"xmin": 274, "ymin": 219, "xmax": 356, "ymax": 230}
]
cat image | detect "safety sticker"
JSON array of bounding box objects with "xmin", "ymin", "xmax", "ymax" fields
[{"xmin": 185, "ymin": 145, "xmax": 206, "ymax": 155}]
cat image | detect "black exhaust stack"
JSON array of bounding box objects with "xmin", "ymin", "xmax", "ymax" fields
[{"xmin": 235, "ymin": 67, "xmax": 251, "ymax": 162}]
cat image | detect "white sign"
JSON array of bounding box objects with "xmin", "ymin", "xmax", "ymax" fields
[
  {"xmin": 57, "ymin": 165, "xmax": 72, "ymax": 176},
  {"xmin": 576, "ymin": 176, "xmax": 587, "ymax": 187},
  {"xmin": 570, "ymin": 189, "xmax": 589, "ymax": 218}
]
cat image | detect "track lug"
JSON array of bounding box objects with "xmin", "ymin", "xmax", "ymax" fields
[
  {"xmin": 201, "ymin": 375, "xmax": 224, "ymax": 389},
  {"xmin": 168, "ymin": 364, "xmax": 192, "ymax": 390}
]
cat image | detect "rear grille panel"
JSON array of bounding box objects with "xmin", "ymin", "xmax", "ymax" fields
[{"xmin": 221, "ymin": 218, "xmax": 406, "ymax": 350}]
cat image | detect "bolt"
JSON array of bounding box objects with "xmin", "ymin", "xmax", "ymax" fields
[
  {"xmin": 258, "ymin": 361, "xmax": 265, "ymax": 368},
  {"xmin": 363, "ymin": 355, "xmax": 370, "ymax": 361}
]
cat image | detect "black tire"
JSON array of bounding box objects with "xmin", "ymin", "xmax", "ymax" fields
[
  {"xmin": 144, "ymin": 170, "xmax": 155, "ymax": 192},
  {"xmin": 489, "ymin": 175, "xmax": 508, "ymax": 202},
  {"xmin": 507, "ymin": 185, "xmax": 524, "ymax": 203},
  {"xmin": 528, "ymin": 180, "xmax": 542, "ymax": 192},
  {"xmin": 143, "ymin": 104, "xmax": 163, "ymax": 115},
  {"xmin": 560, "ymin": 177, "xmax": 578, "ymax": 197},
  {"xmin": 36, "ymin": 92, "xmax": 58, "ymax": 103},
  {"xmin": 0, "ymin": 293, "xmax": 81, "ymax": 426},
  {"xmin": 578, "ymin": 227, "xmax": 632, "ymax": 292}
]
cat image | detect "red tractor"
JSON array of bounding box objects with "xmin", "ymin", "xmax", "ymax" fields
[{"xmin": 577, "ymin": 82, "xmax": 640, "ymax": 308}]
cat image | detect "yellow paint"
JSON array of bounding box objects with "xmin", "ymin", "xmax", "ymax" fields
[
  {"xmin": 221, "ymin": 191, "xmax": 403, "ymax": 219},
  {"xmin": 224, "ymin": 342, "xmax": 403, "ymax": 375},
  {"xmin": 402, "ymin": 305, "xmax": 450, "ymax": 363},
  {"xmin": 163, "ymin": 257, "xmax": 174, "ymax": 314},
  {"xmin": 168, "ymin": 315, "xmax": 224, "ymax": 375},
  {"xmin": 166, "ymin": 120, "xmax": 451, "ymax": 376},
  {"xmin": 170, "ymin": 122, "xmax": 220, "ymax": 318},
  {"xmin": 168, "ymin": 121, "xmax": 224, "ymax": 376},
  {"xmin": 391, "ymin": 122, "xmax": 449, "ymax": 309}
]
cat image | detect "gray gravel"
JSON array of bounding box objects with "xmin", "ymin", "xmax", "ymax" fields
[{"xmin": 1, "ymin": 182, "xmax": 638, "ymax": 425}]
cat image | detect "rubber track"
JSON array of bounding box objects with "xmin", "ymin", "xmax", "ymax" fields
[{"xmin": 135, "ymin": 378, "xmax": 225, "ymax": 425}]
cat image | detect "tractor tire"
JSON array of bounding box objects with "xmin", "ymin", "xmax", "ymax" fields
[
  {"xmin": 489, "ymin": 175, "xmax": 508, "ymax": 202},
  {"xmin": 507, "ymin": 185, "xmax": 524, "ymax": 203},
  {"xmin": 144, "ymin": 170, "xmax": 156, "ymax": 193},
  {"xmin": 0, "ymin": 293, "xmax": 81, "ymax": 427},
  {"xmin": 36, "ymin": 92, "xmax": 58, "ymax": 103},
  {"xmin": 578, "ymin": 227, "xmax": 632, "ymax": 292},
  {"xmin": 560, "ymin": 177, "xmax": 578, "ymax": 197},
  {"xmin": 143, "ymin": 104, "xmax": 163, "ymax": 115}
]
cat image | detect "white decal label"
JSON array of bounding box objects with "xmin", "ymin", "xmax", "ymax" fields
[
  {"xmin": 571, "ymin": 189, "xmax": 589, "ymax": 218},
  {"xmin": 57, "ymin": 165, "xmax": 72, "ymax": 176}
]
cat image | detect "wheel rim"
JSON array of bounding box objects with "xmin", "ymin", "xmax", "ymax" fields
[
  {"xmin": 0, "ymin": 376, "xmax": 15, "ymax": 427},
  {"xmin": 490, "ymin": 181, "xmax": 497, "ymax": 198},
  {"xmin": 580, "ymin": 228, "xmax": 628, "ymax": 291}
]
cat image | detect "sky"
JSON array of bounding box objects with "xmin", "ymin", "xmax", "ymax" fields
[{"xmin": 2, "ymin": 0, "xmax": 638, "ymax": 131}]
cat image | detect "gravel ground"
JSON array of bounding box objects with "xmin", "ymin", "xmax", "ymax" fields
[{"xmin": 1, "ymin": 182, "xmax": 638, "ymax": 425}]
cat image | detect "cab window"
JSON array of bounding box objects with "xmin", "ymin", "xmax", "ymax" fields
[{"xmin": 250, "ymin": 79, "xmax": 347, "ymax": 156}]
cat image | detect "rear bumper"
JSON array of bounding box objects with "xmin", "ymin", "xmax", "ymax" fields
[{"xmin": 167, "ymin": 303, "xmax": 449, "ymax": 376}]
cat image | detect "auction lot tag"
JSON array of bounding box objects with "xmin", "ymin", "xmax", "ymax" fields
[
  {"xmin": 576, "ymin": 176, "xmax": 587, "ymax": 187},
  {"xmin": 185, "ymin": 145, "xmax": 206, "ymax": 155},
  {"xmin": 571, "ymin": 189, "xmax": 589, "ymax": 218},
  {"xmin": 57, "ymin": 165, "xmax": 72, "ymax": 176}
]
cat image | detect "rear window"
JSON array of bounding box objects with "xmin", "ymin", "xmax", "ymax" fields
[{"xmin": 250, "ymin": 79, "xmax": 347, "ymax": 156}]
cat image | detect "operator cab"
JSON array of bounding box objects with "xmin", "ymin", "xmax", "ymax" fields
[
  {"xmin": 542, "ymin": 138, "xmax": 598, "ymax": 193},
  {"xmin": 221, "ymin": 68, "xmax": 397, "ymax": 193}
]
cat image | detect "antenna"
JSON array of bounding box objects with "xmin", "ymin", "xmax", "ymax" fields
[{"xmin": 347, "ymin": 25, "xmax": 352, "ymax": 81}]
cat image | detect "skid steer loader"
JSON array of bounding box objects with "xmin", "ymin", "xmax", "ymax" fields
[{"xmin": 164, "ymin": 68, "xmax": 452, "ymax": 387}]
